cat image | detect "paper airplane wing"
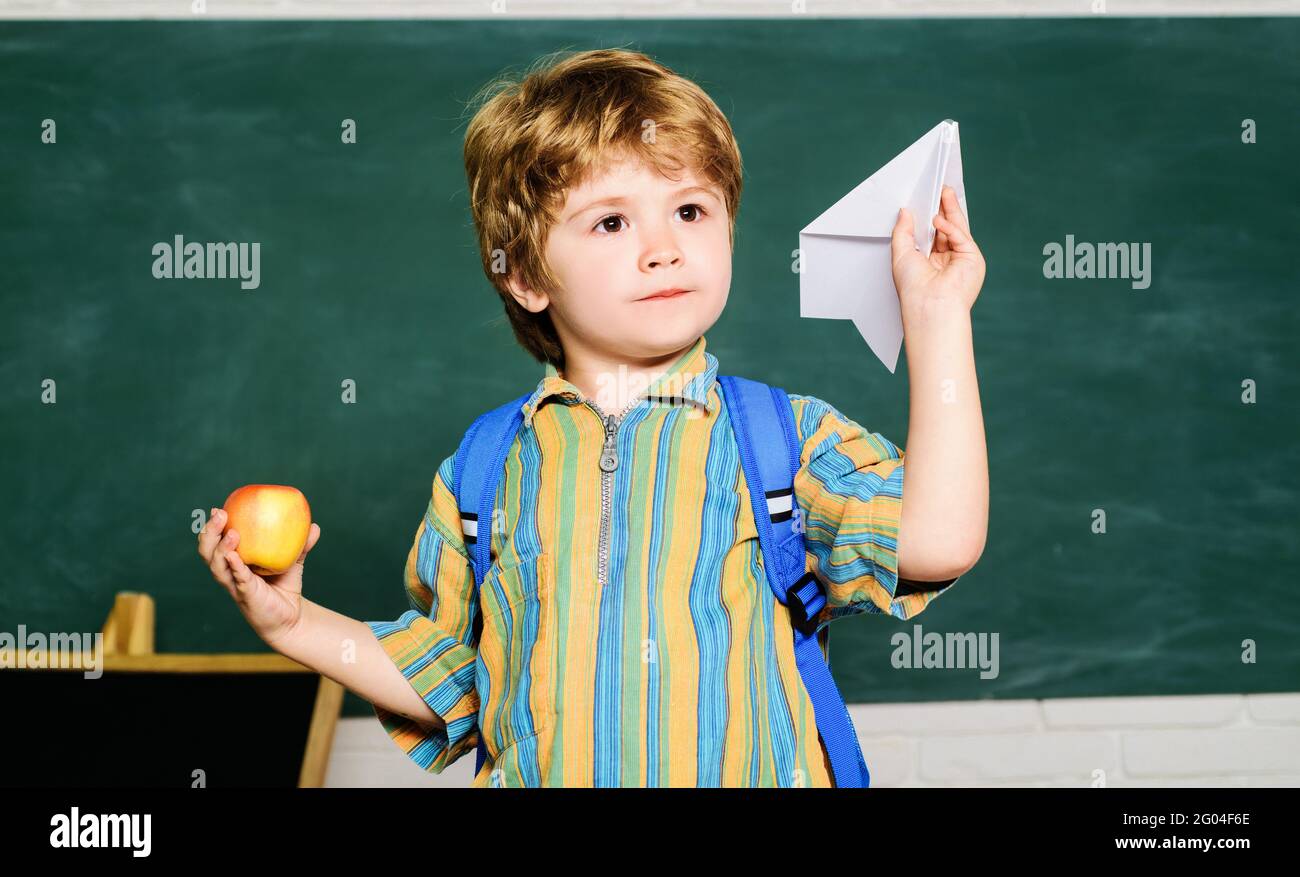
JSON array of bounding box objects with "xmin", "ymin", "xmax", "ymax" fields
[{"xmin": 798, "ymin": 119, "xmax": 967, "ymax": 372}]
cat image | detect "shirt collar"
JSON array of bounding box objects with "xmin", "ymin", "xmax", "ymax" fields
[{"xmin": 520, "ymin": 334, "xmax": 719, "ymax": 429}]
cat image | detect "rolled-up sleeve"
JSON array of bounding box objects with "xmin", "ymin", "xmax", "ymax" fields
[
  {"xmin": 789, "ymin": 393, "xmax": 960, "ymax": 624},
  {"xmin": 364, "ymin": 454, "xmax": 480, "ymax": 773}
]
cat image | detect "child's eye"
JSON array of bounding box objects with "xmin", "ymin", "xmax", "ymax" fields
[
  {"xmin": 591, "ymin": 204, "xmax": 710, "ymax": 235},
  {"xmin": 677, "ymin": 203, "xmax": 708, "ymax": 223}
]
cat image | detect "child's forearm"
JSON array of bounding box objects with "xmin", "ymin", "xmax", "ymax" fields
[
  {"xmin": 270, "ymin": 598, "xmax": 444, "ymax": 730},
  {"xmin": 897, "ymin": 296, "xmax": 989, "ymax": 579}
]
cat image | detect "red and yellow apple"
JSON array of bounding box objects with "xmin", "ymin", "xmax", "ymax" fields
[{"xmin": 220, "ymin": 484, "xmax": 312, "ymax": 576}]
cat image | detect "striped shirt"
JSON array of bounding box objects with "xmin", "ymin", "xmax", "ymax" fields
[{"xmin": 365, "ymin": 334, "xmax": 959, "ymax": 787}]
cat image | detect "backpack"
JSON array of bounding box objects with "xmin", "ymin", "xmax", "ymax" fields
[{"xmin": 451, "ymin": 374, "xmax": 871, "ymax": 788}]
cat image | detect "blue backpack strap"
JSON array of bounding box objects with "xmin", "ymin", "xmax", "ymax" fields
[
  {"xmin": 718, "ymin": 375, "xmax": 871, "ymax": 788},
  {"xmin": 450, "ymin": 390, "xmax": 531, "ymax": 782}
]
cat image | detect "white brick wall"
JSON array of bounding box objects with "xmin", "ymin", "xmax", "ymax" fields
[{"xmin": 323, "ymin": 692, "xmax": 1300, "ymax": 787}]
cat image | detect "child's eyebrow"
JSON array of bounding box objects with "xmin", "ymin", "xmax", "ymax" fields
[{"xmin": 566, "ymin": 184, "xmax": 720, "ymax": 223}]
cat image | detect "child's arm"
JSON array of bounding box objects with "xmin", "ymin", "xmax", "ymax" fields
[
  {"xmin": 890, "ymin": 185, "xmax": 989, "ymax": 581},
  {"xmin": 199, "ymin": 458, "xmax": 479, "ymax": 773},
  {"xmin": 268, "ymin": 599, "xmax": 444, "ymax": 730},
  {"xmin": 201, "ymin": 507, "xmax": 448, "ymax": 731}
]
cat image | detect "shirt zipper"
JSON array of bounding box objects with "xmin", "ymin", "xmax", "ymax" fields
[{"xmin": 583, "ymin": 394, "xmax": 641, "ymax": 591}]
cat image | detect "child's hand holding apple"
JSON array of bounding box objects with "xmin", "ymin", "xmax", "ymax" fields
[{"xmin": 196, "ymin": 484, "xmax": 321, "ymax": 649}]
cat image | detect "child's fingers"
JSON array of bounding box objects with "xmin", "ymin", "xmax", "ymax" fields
[
  {"xmin": 205, "ymin": 527, "xmax": 234, "ymax": 576},
  {"xmin": 204, "ymin": 536, "xmax": 238, "ymax": 599},
  {"xmin": 225, "ymin": 546, "xmax": 258, "ymax": 599},
  {"xmin": 933, "ymin": 211, "xmax": 977, "ymax": 253},
  {"xmin": 197, "ymin": 507, "xmax": 226, "ymax": 563},
  {"xmin": 890, "ymin": 207, "xmax": 920, "ymax": 266},
  {"xmin": 207, "ymin": 528, "xmax": 244, "ymax": 593},
  {"xmin": 941, "ymin": 185, "xmax": 971, "ymax": 235}
]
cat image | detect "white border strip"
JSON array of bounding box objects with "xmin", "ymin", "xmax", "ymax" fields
[{"xmin": 0, "ymin": 1, "xmax": 1296, "ymax": 20}]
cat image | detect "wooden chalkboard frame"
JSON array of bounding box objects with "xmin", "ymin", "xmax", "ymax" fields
[{"xmin": 0, "ymin": 592, "xmax": 344, "ymax": 788}]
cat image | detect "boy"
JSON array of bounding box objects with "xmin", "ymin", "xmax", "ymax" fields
[{"xmin": 197, "ymin": 48, "xmax": 987, "ymax": 787}]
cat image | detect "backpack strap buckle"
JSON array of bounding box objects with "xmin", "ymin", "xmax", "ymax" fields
[{"xmin": 785, "ymin": 570, "xmax": 826, "ymax": 637}]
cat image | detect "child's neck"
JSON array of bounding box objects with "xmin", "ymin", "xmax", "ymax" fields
[{"xmin": 558, "ymin": 339, "xmax": 697, "ymax": 417}]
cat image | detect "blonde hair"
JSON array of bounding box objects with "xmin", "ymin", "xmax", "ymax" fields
[{"xmin": 462, "ymin": 47, "xmax": 744, "ymax": 369}]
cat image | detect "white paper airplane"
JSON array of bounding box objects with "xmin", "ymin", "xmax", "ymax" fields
[{"xmin": 799, "ymin": 119, "xmax": 969, "ymax": 373}]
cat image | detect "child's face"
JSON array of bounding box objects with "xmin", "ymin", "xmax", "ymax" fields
[{"xmin": 509, "ymin": 152, "xmax": 732, "ymax": 364}]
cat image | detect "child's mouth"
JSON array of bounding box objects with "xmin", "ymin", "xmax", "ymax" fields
[{"xmin": 638, "ymin": 289, "xmax": 691, "ymax": 302}]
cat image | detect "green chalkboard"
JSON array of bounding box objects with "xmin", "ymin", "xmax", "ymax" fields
[{"xmin": 1, "ymin": 18, "xmax": 1296, "ymax": 725}]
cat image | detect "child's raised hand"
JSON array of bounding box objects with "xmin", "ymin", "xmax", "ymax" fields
[
  {"xmin": 196, "ymin": 507, "xmax": 321, "ymax": 650},
  {"xmin": 890, "ymin": 184, "xmax": 986, "ymax": 313}
]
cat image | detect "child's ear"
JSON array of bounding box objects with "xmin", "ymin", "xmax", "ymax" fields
[{"xmin": 505, "ymin": 272, "xmax": 551, "ymax": 314}]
